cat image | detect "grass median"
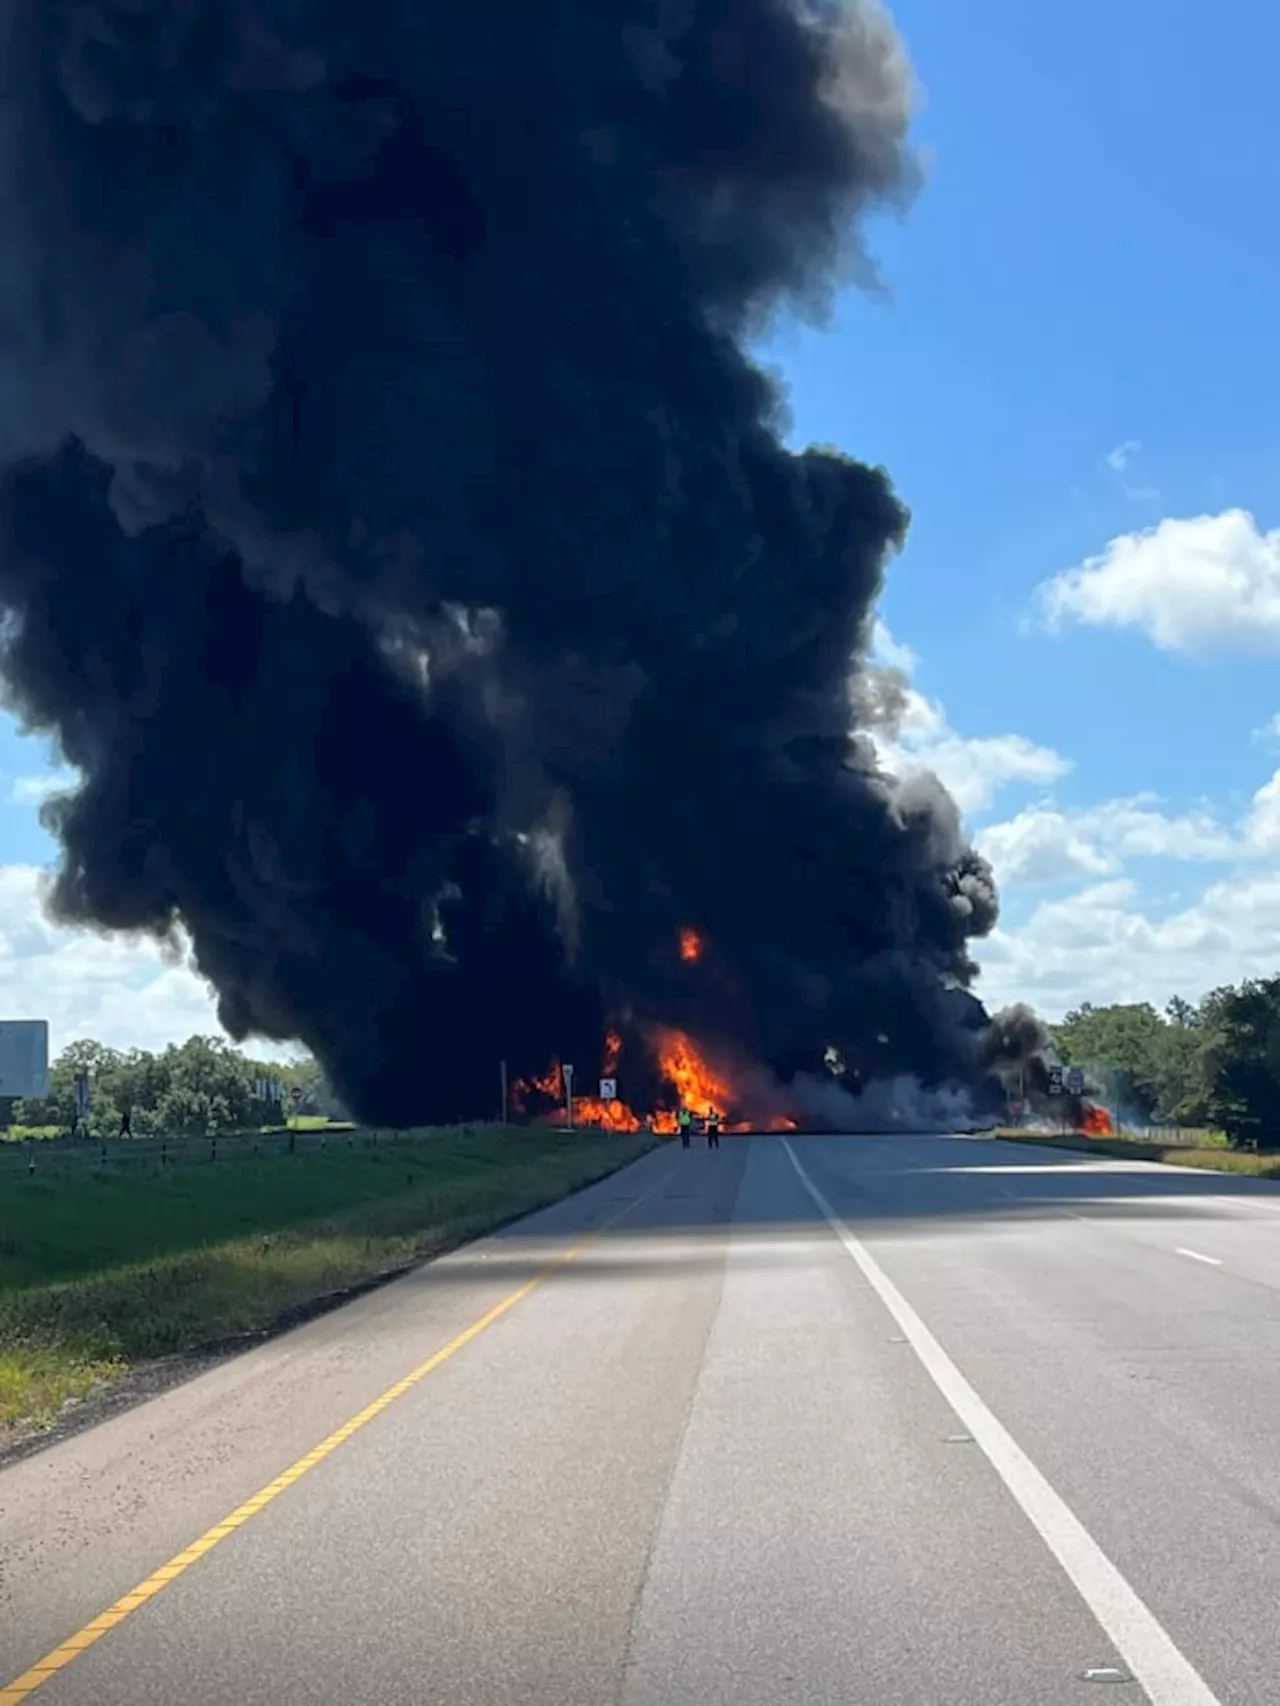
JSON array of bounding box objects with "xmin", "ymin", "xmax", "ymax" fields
[
  {"xmin": 992, "ymin": 1126, "xmax": 1280, "ymax": 1178},
  {"xmin": 0, "ymin": 1123, "xmax": 663, "ymax": 1437}
]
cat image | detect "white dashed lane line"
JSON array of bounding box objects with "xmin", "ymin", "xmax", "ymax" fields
[{"xmin": 783, "ymin": 1139, "xmax": 1224, "ymax": 1706}]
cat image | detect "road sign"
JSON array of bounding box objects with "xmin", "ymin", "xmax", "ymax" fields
[
  {"xmin": 0, "ymin": 1019, "xmax": 49, "ymax": 1099},
  {"xmin": 1047, "ymin": 1064, "xmax": 1064, "ymax": 1095},
  {"xmin": 290, "ymin": 1085, "xmax": 303, "ymax": 1104},
  {"xmin": 599, "ymin": 1077, "xmax": 617, "ymax": 1100},
  {"xmin": 1065, "ymin": 1066, "xmax": 1085, "ymax": 1096}
]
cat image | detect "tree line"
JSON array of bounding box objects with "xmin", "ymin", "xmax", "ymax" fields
[
  {"xmin": 9, "ymin": 1036, "xmax": 349, "ymax": 1138},
  {"xmin": 1053, "ymin": 979, "xmax": 1280, "ymax": 1148},
  {"xmin": 20, "ymin": 985, "xmax": 1280, "ymax": 1147}
]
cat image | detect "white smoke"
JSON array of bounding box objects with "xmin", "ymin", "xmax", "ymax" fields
[
  {"xmin": 789, "ymin": 1070, "xmax": 975, "ymax": 1133},
  {"xmin": 732, "ymin": 1058, "xmax": 979, "ymax": 1133}
]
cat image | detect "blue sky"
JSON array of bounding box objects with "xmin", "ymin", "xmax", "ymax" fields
[{"xmin": 1, "ymin": 0, "xmax": 1278, "ymax": 1053}]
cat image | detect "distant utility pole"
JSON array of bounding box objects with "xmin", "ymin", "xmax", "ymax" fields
[
  {"xmin": 563, "ymin": 1063, "xmax": 575, "ymax": 1131},
  {"xmin": 500, "ymin": 1059, "xmax": 509, "ymax": 1125}
]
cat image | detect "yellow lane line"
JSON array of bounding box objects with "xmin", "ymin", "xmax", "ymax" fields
[{"xmin": 0, "ymin": 1155, "xmax": 681, "ymax": 1704}]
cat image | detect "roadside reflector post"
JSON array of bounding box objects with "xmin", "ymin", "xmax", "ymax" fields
[{"xmin": 563, "ymin": 1063, "xmax": 575, "ymax": 1131}]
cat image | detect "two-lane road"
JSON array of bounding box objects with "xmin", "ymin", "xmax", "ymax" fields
[{"xmin": 5, "ymin": 1133, "xmax": 1280, "ymax": 1704}]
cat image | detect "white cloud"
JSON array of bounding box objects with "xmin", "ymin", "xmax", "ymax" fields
[
  {"xmin": 1252, "ymin": 712, "xmax": 1280, "ymax": 745},
  {"xmin": 869, "ymin": 618, "xmax": 919, "ymax": 674},
  {"xmin": 973, "ymin": 762, "xmax": 1280, "ymax": 1016},
  {"xmin": 0, "ymin": 864, "xmax": 292, "ymax": 1059},
  {"xmin": 861, "ymin": 622, "xmax": 1070, "ymax": 814},
  {"xmin": 980, "ymin": 763, "xmax": 1280, "ymax": 889},
  {"xmin": 975, "ymin": 871, "xmax": 1280, "ymax": 1022},
  {"xmin": 1036, "ymin": 509, "xmax": 1280, "ymax": 654},
  {"xmin": 1242, "ymin": 770, "xmax": 1280, "ymax": 854},
  {"xmin": 977, "ymin": 810, "xmax": 1114, "ymax": 886},
  {"xmin": 1101, "ymin": 439, "xmax": 1159, "ymax": 504},
  {"xmin": 977, "ymin": 796, "xmax": 1238, "ymax": 887},
  {"xmin": 879, "ymin": 725, "xmax": 1070, "ymax": 816},
  {"xmin": 854, "ymin": 620, "xmax": 1280, "ymax": 1024},
  {"xmin": 1105, "ymin": 439, "xmax": 1140, "ymax": 474},
  {"xmin": 9, "ymin": 769, "xmax": 79, "ymax": 805}
]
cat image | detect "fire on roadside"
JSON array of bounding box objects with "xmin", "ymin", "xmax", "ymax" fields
[
  {"xmin": 507, "ymin": 1058, "xmax": 563, "ymax": 1116},
  {"xmin": 510, "ymin": 1022, "xmax": 797, "ymax": 1136},
  {"xmin": 1079, "ymin": 1104, "xmax": 1113, "ymax": 1136}
]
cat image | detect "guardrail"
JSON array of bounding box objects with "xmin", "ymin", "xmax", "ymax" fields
[
  {"xmin": 999, "ymin": 1124, "xmax": 1222, "ymax": 1149},
  {"xmin": 1130, "ymin": 1127, "xmax": 1222, "ymax": 1148},
  {"xmin": 0, "ymin": 1124, "xmax": 435, "ymax": 1178}
]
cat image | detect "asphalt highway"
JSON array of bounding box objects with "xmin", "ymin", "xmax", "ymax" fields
[{"xmin": 6, "ymin": 1132, "xmax": 1280, "ymax": 1704}]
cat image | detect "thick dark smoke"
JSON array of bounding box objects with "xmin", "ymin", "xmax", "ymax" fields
[{"xmin": 0, "ymin": 0, "xmax": 1006, "ymax": 1123}]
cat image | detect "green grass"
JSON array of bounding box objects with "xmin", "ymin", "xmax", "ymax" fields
[
  {"xmin": 992, "ymin": 1127, "xmax": 1280, "ymax": 1177},
  {"xmin": 2, "ymin": 1116, "xmax": 352, "ymax": 1142},
  {"xmin": 0, "ymin": 1123, "xmax": 663, "ymax": 1435}
]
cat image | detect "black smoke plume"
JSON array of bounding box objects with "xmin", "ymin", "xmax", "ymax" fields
[{"xmin": 0, "ymin": 0, "xmax": 1005, "ymax": 1124}]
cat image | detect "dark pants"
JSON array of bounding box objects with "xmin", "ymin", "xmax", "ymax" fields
[
  {"xmin": 707, "ymin": 1128, "xmax": 719, "ymax": 1149},
  {"xmin": 680, "ymin": 1129, "xmax": 690, "ymax": 1148}
]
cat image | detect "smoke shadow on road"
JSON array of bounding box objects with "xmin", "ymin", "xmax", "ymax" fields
[{"xmin": 367, "ymin": 1134, "xmax": 1280, "ymax": 1293}]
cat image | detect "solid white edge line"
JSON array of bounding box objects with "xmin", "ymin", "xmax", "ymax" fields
[
  {"xmin": 781, "ymin": 1138, "xmax": 1223, "ymax": 1706},
  {"xmin": 1175, "ymin": 1248, "xmax": 1223, "ymax": 1266}
]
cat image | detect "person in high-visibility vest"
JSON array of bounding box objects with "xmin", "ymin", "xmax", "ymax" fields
[
  {"xmin": 678, "ymin": 1107, "xmax": 692, "ymax": 1148},
  {"xmin": 706, "ymin": 1110, "xmax": 721, "ymax": 1149}
]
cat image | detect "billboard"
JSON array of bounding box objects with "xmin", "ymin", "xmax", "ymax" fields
[{"xmin": 0, "ymin": 1020, "xmax": 49, "ymax": 1099}]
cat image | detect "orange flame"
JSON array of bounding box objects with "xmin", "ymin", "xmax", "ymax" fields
[
  {"xmin": 508, "ymin": 1058, "xmax": 563, "ymax": 1115},
  {"xmin": 570, "ymin": 1095, "xmax": 643, "ymax": 1132},
  {"xmin": 679, "ymin": 926, "xmax": 702, "ymax": 964},
  {"xmin": 1080, "ymin": 1104, "xmax": 1113, "ymax": 1136},
  {"xmin": 652, "ymin": 1024, "xmax": 730, "ymax": 1117},
  {"xmin": 650, "ymin": 1027, "xmax": 794, "ymax": 1132},
  {"xmin": 512, "ymin": 1022, "xmax": 797, "ymax": 1136},
  {"xmin": 569, "ymin": 1028, "xmax": 642, "ymax": 1130}
]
